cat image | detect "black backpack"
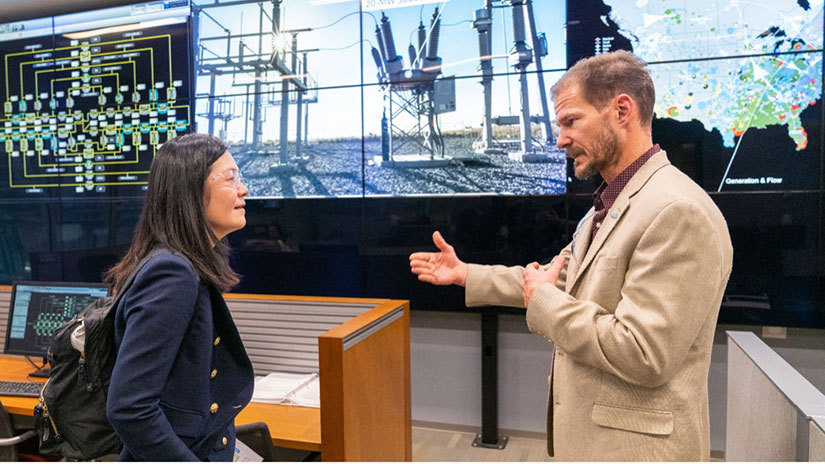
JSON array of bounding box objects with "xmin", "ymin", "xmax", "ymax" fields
[{"xmin": 33, "ymin": 252, "xmax": 159, "ymax": 460}]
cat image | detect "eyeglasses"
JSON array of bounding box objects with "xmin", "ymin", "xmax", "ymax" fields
[{"xmin": 209, "ymin": 168, "xmax": 244, "ymax": 188}]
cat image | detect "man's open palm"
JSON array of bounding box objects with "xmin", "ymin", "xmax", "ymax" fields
[{"xmin": 409, "ymin": 231, "xmax": 468, "ymax": 287}]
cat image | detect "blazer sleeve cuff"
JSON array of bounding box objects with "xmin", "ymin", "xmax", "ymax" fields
[
  {"xmin": 465, "ymin": 263, "xmax": 529, "ymax": 308},
  {"xmin": 464, "ymin": 263, "xmax": 488, "ymax": 307},
  {"xmin": 525, "ymin": 283, "xmax": 571, "ymax": 339}
]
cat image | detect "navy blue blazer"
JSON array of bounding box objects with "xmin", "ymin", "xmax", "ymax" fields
[{"xmin": 106, "ymin": 250, "xmax": 254, "ymax": 461}]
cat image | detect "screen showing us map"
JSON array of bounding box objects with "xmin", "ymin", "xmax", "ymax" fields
[
  {"xmin": 0, "ymin": 1, "xmax": 192, "ymax": 200},
  {"xmin": 567, "ymin": 0, "xmax": 823, "ymax": 191}
]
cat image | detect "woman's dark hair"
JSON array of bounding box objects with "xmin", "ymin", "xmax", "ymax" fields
[{"xmin": 105, "ymin": 133, "xmax": 240, "ymax": 292}]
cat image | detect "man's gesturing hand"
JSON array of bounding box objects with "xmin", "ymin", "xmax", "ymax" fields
[
  {"xmin": 522, "ymin": 257, "xmax": 566, "ymax": 307},
  {"xmin": 409, "ymin": 231, "xmax": 469, "ymax": 287}
]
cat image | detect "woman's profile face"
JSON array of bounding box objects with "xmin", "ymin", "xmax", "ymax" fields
[{"xmin": 204, "ymin": 151, "xmax": 249, "ymax": 241}]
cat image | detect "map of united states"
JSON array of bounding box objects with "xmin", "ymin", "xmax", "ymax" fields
[{"xmin": 603, "ymin": 0, "xmax": 823, "ymax": 151}]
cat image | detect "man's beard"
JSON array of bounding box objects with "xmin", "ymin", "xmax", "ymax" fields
[{"xmin": 569, "ymin": 121, "xmax": 620, "ymax": 180}]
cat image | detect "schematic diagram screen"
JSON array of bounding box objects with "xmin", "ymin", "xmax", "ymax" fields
[
  {"xmin": 0, "ymin": 1, "xmax": 193, "ymax": 199},
  {"xmin": 4, "ymin": 282, "xmax": 111, "ymax": 357}
]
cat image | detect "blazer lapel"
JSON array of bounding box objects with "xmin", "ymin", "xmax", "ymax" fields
[
  {"xmin": 566, "ymin": 208, "xmax": 594, "ymax": 292},
  {"xmin": 209, "ymin": 286, "xmax": 253, "ymax": 370},
  {"xmin": 568, "ymin": 151, "xmax": 671, "ymax": 291},
  {"xmin": 570, "ymin": 196, "xmax": 628, "ymax": 289}
]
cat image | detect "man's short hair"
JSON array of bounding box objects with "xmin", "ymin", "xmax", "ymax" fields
[{"xmin": 552, "ymin": 50, "xmax": 655, "ymax": 127}]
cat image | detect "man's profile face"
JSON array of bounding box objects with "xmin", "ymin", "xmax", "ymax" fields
[{"xmin": 554, "ymin": 85, "xmax": 620, "ymax": 180}]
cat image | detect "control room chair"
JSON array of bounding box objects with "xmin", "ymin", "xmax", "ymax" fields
[
  {"xmin": 235, "ymin": 421, "xmax": 278, "ymax": 461},
  {"xmin": 234, "ymin": 421, "xmax": 320, "ymax": 462},
  {"xmin": 0, "ymin": 401, "xmax": 37, "ymax": 461}
]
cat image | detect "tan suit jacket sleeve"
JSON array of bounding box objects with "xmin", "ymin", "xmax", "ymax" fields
[
  {"xmin": 465, "ymin": 242, "xmax": 572, "ymax": 308},
  {"xmin": 526, "ymin": 200, "xmax": 728, "ymax": 388}
]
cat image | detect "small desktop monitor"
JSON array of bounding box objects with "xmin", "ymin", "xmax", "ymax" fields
[{"xmin": 4, "ymin": 282, "xmax": 111, "ymax": 369}]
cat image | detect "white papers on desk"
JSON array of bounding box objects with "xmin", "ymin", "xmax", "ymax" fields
[
  {"xmin": 289, "ymin": 374, "xmax": 320, "ymax": 408},
  {"xmin": 251, "ymin": 372, "xmax": 320, "ymax": 408}
]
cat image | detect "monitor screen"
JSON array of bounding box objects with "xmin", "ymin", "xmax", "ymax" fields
[
  {"xmin": 566, "ymin": 0, "xmax": 823, "ymax": 192},
  {"xmin": 191, "ymin": 0, "xmax": 568, "ymax": 198},
  {"xmin": 0, "ymin": 0, "xmax": 193, "ymax": 199},
  {"xmin": 4, "ymin": 281, "xmax": 111, "ymax": 357}
]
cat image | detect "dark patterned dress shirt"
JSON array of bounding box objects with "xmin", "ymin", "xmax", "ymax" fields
[{"xmin": 590, "ymin": 144, "xmax": 661, "ymax": 240}]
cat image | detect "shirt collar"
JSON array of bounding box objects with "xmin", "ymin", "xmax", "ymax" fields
[{"xmin": 593, "ymin": 144, "xmax": 660, "ymax": 211}]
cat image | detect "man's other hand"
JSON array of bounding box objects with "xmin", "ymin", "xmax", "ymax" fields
[
  {"xmin": 523, "ymin": 257, "xmax": 566, "ymax": 307},
  {"xmin": 409, "ymin": 231, "xmax": 469, "ymax": 287}
]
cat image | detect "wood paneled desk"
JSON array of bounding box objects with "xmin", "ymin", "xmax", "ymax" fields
[
  {"xmin": 235, "ymin": 401, "xmax": 321, "ymax": 452},
  {"xmin": 0, "ymin": 293, "xmax": 410, "ymax": 461},
  {"xmin": 0, "ymin": 355, "xmax": 321, "ymax": 451}
]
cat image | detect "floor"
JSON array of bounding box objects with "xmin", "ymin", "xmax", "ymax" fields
[
  {"xmin": 412, "ymin": 426, "xmax": 550, "ymax": 462},
  {"xmin": 410, "ymin": 425, "xmax": 725, "ymax": 462}
]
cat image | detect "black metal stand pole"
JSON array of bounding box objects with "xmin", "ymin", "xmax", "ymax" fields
[{"xmin": 472, "ymin": 311, "xmax": 508, "ymax": 449}]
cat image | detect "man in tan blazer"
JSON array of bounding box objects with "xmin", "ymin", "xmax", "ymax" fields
[{"xmin": 409, "ymin": 50, "xmax": 733, "ymax": 461}]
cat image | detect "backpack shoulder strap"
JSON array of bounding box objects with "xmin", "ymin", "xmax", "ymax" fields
[{"xmin": 112, "ymin": 248, "xmax": 168, "ymax": 307}]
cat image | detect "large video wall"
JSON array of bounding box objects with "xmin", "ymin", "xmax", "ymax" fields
[{"xmin": 0, "ymin": 0, "xmax": 822, "ymax": 329}]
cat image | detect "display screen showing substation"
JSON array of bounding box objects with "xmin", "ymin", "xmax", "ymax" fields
[
  {"xmin": 0, "ymin": 1, "xmax": 192, "ymax": 199},
  {"xmin": 192, "ymin": 0, "xmax": 568, "ymax": 198}
]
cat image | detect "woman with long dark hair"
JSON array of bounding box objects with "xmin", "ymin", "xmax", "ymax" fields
[{"xmin": 104, "ymin": 133, "xmax": 253, "ymax": 461}]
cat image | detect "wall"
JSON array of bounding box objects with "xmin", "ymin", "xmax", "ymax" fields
[
  {"xmin": 411, "ymin": 311, "xmax": 552, "ymax": 433},
  {"xmin": 811, "ymin": 418, "xmax": 825, "ymax": 461},
  {"xmin": 410, "ymin": 311, "xmax": 825, "ymax": 454}
]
